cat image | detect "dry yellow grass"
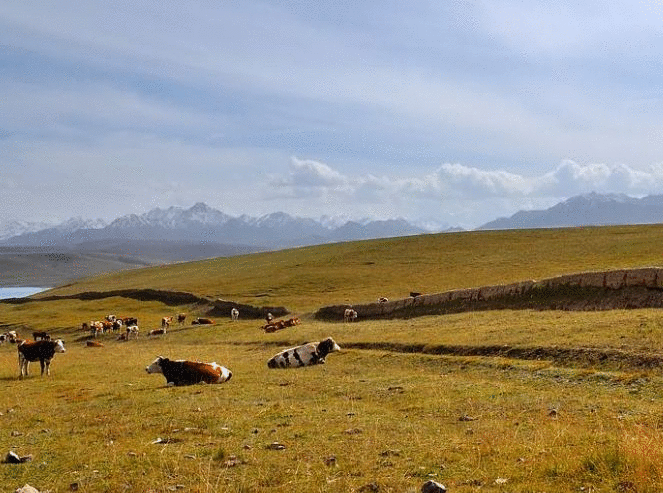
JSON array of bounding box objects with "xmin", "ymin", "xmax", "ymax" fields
[{"xmin": 1, "ymin": 225, "xmax": 663, "ymax": 491}]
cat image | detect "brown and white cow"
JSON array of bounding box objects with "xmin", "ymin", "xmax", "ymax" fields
[
  {"xmin": 18, "ymin": 339, "xmax": 66, "ymax": 378},
  {"xmin": 145, "ymin": 357, "xmax": 232, "ymax": 386},
  {"xmin": 343, "ymin": 308, "xmax": 357, "ymax": 323},
  {"xmin": 267, "ymin": 337, "xmax": 341, "ymax": 369},
  {"xmin": 191, "ymin": 317, "xmax": 214, "ymax": 325},
  {"xmin": 161, "ymin": 316, "xmax": 173, "ymax": 329},
  {"xmin": 177, "ymin": 313, "xmax": 187, "ymax": 325},
  {"xmin": 230, "ymin": 308, "xmax": 239, "ymax": 321},
  {"xmin": 147, "ymin": 328, "xmax": 167, "ymax": 337}
]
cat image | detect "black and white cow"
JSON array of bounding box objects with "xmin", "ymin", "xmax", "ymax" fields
[
  {"xmin": 267, "ymin": 337, "xmax": 341, "ymax": 369},
  {"xmin": 18, "ymin": 339, "xmax": 66, "ymax": 378},
  {"xmin": 145, "ymin": 357, "xmax": 233, "ymax": 386}
]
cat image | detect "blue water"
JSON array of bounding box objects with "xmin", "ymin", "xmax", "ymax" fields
[{"xmin": 0, "ymin": 287, "xmax": 50, "ymax": 300}]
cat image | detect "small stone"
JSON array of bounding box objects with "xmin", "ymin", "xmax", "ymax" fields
[
  {"xmin": 15, "ymin": 485, "xmax": 40, "ymax": 493},
  {"xmin": 358, "ymin": 482, "xmax": 379, "ymax": 492},
  {"xmin": 324, "ymin": 455, "xmax": 337, "ymax": 466},
  {"xmin": 266, "ymin": 442, "xmax": 285, "ymax": 450},
  {"xmin": 459, "ymin": 414, "xmax": 476, "ymax": 421},
  {"xmin": 11, "ymin": 431, "xmax": 22, "ymax": 437},
  {"xmin": 421, "ymin": 480, "xmax": 447, "ymax": 493}
]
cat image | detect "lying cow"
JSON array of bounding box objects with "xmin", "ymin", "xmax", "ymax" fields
[
  {"xmin": 18, "ymin": 339, "xmax": 66, "ymax": 378},
  {"xmin": 267, "ymin": 337, "xmax": 341, "ymax": 369},
  {"xmin": 32, "ymin": 331, "xmax": 51, "ymax": 341},
  {"xmin": 191, "ymin": 317, "xmax": 214, "ymax": 325},
  {"xmin": 145, "ymin": 357, "xmax": 232, "ymax": 386}
]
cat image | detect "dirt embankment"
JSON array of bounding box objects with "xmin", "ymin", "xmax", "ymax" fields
[
  {"xmin": 315, "ymin": 267, "xmax": 663, "ymax": 321},
  {"xmin": 0, "ymin": 289, "xmax": 289, "ymax": 320}
]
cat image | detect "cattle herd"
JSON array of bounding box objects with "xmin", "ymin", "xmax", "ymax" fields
[{"xmin": 1, "ymin": 305, "xmax": 350, "ymax": 384}]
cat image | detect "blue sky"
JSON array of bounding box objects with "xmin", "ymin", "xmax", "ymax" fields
[{"xmin": 2, "ymin": 0, "xmax": 663, "ymax": 229}]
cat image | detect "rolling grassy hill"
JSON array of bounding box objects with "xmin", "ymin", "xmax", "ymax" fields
[
  {"xmin": 2, "ymin": 225, "xmax": 663, "ymax": 492},
  {"xmin": 30, "ymin": 224, "xmax": 663, "ymax": 313}
]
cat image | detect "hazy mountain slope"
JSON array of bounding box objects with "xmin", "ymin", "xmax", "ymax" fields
[{"xmin": 479, "ymin": 193, "xmax": 663, "ymax": 230}]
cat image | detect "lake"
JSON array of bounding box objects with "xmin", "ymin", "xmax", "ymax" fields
[{"xmin": 0, "ymin": 287, "xmax": 50, "ymax": 300}]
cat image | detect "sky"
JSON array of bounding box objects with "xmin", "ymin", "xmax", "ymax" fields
[{"xmin": 2, "ymin": 1, "xmax": 663, "ymax": 230}]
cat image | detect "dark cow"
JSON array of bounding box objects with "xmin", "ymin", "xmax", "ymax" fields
[
  {"xmin": 32, "ymin": 331, "xmax": 51, "ymax": 341},
  {"xmin": 267, "ymin": 337, "xmax": 341, "ymax": 369},
  {"xmin": 145, "ymin": 357, "xmax": 232, "ymax": 386},
  {"xmin": 147, "ymin": 328, "xmax": 166, "ymax": 337},
  {"xmin": 18, "ymin": 339, "xmax": 66, "ymax": 378},
  {"xmin": 177, "ymin": 313, "xmax": 187, "ymax": 325},
  {"xmin": 121, "ymin": 316, "xmax": 138, "ymax": 326}
]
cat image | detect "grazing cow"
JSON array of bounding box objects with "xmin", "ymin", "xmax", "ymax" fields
[
  {"xmin": 7, "ymin": 330, "xmax": 18, "ymax": 342},
  {"xmin": 90, "ymin": 321, "xmax": 104, "ymax": 338},
  {"xmin": 105, "ymin": 314, "xmax": 116, "ymax": 322},
  {"xmin": 267, "ymin": 337, "xmax": 341, "ymax": 369},
  {"xmin": 112, "ymin": 319, "xmax": 123, "ymax": 332},
  {"xmin": 191, "ymin": 317, "xmax": 214, "ymax": 325},
  {"xmin": 148, "ymin": 328, "xmax": 166, "ymax": 337},
  {"xmin": 0, "ymin": 334, "xmax": 6, "ymax": 344},
  {"xmin": 122, "ymin": 317, "xmax": 138, "ymax": 326},
  {"xmin": 161, "ymin": 316, "xmax": 173, "ymax": 329},
  {"xmin": 145, "ymin": 357, "xmax": 232, "ymax": 386},
  {"xmin": 126, "ymin": 325, "xmax": 139, "ymax": 339},
  {"xmin": 378, "ymin": 297, "xmax": 388, "ymax": 303},
  {"xmin": 18, "ymin": 339, "xmax": 66, "ymax": 378},
  {"xmin": 32, "ymin": 331, "xmax": 50, "ymax": 341},
  {"xmin": 231, "ymin": 308, "xmax": 239, "ymax": 321},
  {"xmin": 177, "ymin": 313, "xmax": 186, "ymax": 325},
  {"xmin": 343, "ymin": 308, "xmax": 358, "ymax": 323}
]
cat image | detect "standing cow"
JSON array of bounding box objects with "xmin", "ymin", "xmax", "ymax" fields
[
  {"xmin": 18, "ymin": 339, "xmax": 66, "ymax": 378},
  {"xmin": 231, "ymin": 308, "xmax": 239, "ymax": 321}
]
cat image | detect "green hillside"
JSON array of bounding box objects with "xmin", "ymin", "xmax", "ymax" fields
[{"xmin": 34, "ymin": 224, "xmax": 663, "ymax": 313}]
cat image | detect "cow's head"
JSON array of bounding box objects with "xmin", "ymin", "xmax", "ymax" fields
[
  {"xmin": 54, "ymin": 339, "xmax": 66, "ymax": 353},
  {"xmin": 318, "ymin": 337, "xmax": 341, "ymax": 356},
  {"xmin": 145, "ymin": 356, "xmax": 167, "ymax": 374}
]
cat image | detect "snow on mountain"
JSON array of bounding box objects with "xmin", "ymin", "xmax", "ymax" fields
[{"xmin": 0, "ymin": 220, "xmax": 55, "ymax": 241}]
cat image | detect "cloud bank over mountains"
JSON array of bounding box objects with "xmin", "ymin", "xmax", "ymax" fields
[{"xmin": 267, "ymin": 158, "xmax": 663, "ymax": 229}]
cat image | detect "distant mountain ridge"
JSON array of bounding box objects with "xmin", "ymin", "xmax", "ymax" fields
[
  {"xmin": 0, "ymin": 203, "xmax": 427, "ymax": 248},
  {"xmin": 478, "ymin": 193, "xmax": 663, "ymax": 230}
]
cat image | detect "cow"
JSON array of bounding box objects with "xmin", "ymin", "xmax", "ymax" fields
[
  {"xmin": 409, "ymin": 292, "xmax": 422, "ymax": 298},
  {"xmin": 343, "ymin": 308, "xmax": 357, "ymax": 323},
  {"xmin": 89, "ymin": 321, "xmax": 104, "ymax": 337},
  {"xmin": 378, "ymin": 297, "xmax": 388, "ymax": 303},
  {"xmin": 177, "ymin": 313, "xmax": 187, "ymax": 325},
  {"xmin": 122, "ymin": 317, "xmax": 138, "ymax": 326},
  {"xmin": 145, "ymin": 357, "xmax": 232, "ymax": 386},
  {"xmin": 32, "ymin": 331, "xmax": 51, "ymax": 341},
  {"xmin": 18, "ymin": 339, "xmax": 66, "ymax": 378},
  {"xmin": 126, "ymin": 325, "xmax": 139, "ymax": 339},
  {"xmin": 161, "ymin": 316, "xmax": 173, "ymax": 329},
  {"xmin": 86, "ymin": 340, "xmax": 104, "ymax": 347},
  {"xmin": 267, "ymin": 337, "xmax": 341, "ymax": 369},
  {"xmin": 105, "ymin": 314, "xmax": 116, "ymax": 322},
  {"xmin": 231, "ymin": 308, "xmax": 239, "ymax": 321},
  {"xmin": 0, "ymin": 334, "xmax": 6, "ymax": 344},
  {"xmin": 112, "ymin": 319, "xmax": 123, "ymax": 332},
  {"xmin": 191, "ymin": 318, "xmax": 214, "ymax": 325},
  {"xmin": 265, "ymin": 313, "xmax": 274, "ymax": 324},
  {"xmin": 148, "ymin": 328, "xmax": 166, "ymax": 337}
]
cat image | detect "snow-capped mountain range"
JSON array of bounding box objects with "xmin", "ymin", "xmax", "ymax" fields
[{"xmin": 0, "ymin": 203, "xmax": 428, "ymax": 248}]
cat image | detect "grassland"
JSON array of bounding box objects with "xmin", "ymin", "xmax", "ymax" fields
[{"xmin": 2, "ymin": 225, "xmax": 663, "ymax": 492}]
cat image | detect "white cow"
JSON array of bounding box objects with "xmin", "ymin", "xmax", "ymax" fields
[
  {"xmin": 231, "ymin": 308, "xmax": 239, "ymax": 321},
  {"xmin": 343, "ymin": 308, "xmax": 357, "ymax": 323},
  {"xmin": 267, "ymin": 338, "xmax": 341, "ymax": 369}
]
